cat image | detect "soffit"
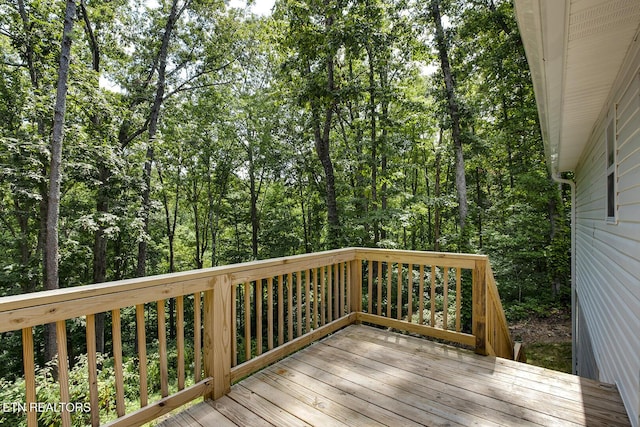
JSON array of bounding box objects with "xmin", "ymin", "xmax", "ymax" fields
[{"xmin": 515, "ymin": 0, "xmax": 640, "ymax": 173}]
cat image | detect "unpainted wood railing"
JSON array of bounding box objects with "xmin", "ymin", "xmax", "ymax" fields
[{"xmin": 0, "ymin": 248, "xmax": 513, "ymax": 427}]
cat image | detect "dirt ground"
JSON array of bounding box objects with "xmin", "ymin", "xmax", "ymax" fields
[{"xmin": 508, "ymin": 309, "xmax": 572, "ymax": 344}]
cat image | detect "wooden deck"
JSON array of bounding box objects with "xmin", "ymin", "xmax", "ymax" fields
[{"xmin": 159, "ymin": 324, "xmax": 630, "ymax": 427}]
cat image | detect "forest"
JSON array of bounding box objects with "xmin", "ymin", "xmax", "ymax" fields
[{"xmin": 0, "ymin": 0, "xmax": 570, "ymax": 424}]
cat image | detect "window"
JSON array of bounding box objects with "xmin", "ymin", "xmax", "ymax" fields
[{"xmin": 606, "ymin": 109, "xmax": 617, "ymax": 223}]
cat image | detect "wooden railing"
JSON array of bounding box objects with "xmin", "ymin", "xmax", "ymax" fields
[{"xmin": 0, "ymin": 248, "xmax": 513, "ymax": 427}]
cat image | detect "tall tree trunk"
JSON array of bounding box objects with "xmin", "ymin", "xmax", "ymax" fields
[
  {"xmin": 93, "ymin": 168, "xmax": 108, "ymax": 354},
  {"xmin": 192, "ymin": 177, "xmax": 205, "ymax": 269},
  {"xmin": 431, "ymin": 0, "xmax": 468, "ymax": 239},
  {"xmin": 411, "ymin": 167, "xmax": 418, "ymax": 250},
  {"xmin": 80, "ymin": 0, "xmax": 108, "ymax": 354},
  {"xmin": 366, "ymin": 45, "xmax": 379, "ymax": 245},
  {"xmin": 44, "ymin": 0, "xmax": 76, "ymax": 364},
  {"xmin": 298, "ymin": 171, "xmax": 311, "ymax": 252},
  {"xmin": 15, "ymin": 0, "xmax": 46, "ymax": 299},
  {"xmin": 157, "ymin": 160, "xmax": 180, "ymax": 338},
  {"xmin": 209, "ymin": 163, "xmax": 229, "ymax": 267},
  {"xmin": 310, "ymin": 7, "xmax": 339, "ymax": 248},
  {"xmin": 379, "ymin": 69, "xmax": 390, "ymax": 242},
  {"xmin": 248, "ymin": 145, "xmax": 259, "ymax": 260},
  {"xmin": 434, "ymin": 130, "xmax": 443, "ymax": 252},
  {"xmin": 424, "ymin": 148, "xmax": 433, "ymax": 248},
  {"xmin": 342, "ymin": 56, "xmax": 368, "ymax": 244},
  {"xmin": 503, "ymin": 97, "xmax": 515, "ymax": 189},
  {"xmin": 137, "ymin": 0, "xmax": 182, "ymax": 278},
  {"xmin": 157, "ymin": 161, "xmax": 180, "ymax": 274}
]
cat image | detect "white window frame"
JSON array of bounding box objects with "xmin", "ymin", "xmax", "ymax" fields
[{"xmin": 605, "ymin": 104, "xmax": 618, "ymax": 224}]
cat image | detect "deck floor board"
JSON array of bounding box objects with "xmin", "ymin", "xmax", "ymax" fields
[{"xmin": 158, "ymin": 325, "xmax": 630, "ymax": 427}]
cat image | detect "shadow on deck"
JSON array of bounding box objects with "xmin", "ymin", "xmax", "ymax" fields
[{"xmin": 159, "ymin": 325, "xmax": 630, "ymax": 427}]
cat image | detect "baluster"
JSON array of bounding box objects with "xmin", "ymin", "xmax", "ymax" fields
[
  {"xmin": 334, "ymin": 263, "xmax": 339, "ymax": 319},
  {"xmin": 231, "ymin": 287, "xmax": 237, "ymax": 366},
  {"xmin": 278, "ymin": 275, "xmax": 284, "ymax": 346},
  {"xmin": 193, "ymin": 293, "xmax": 201, "ymax": 382},
  {"xmin": 135, "ymin": 305, "xmax": 148, "ymax": 406},
  {"xmin": 267, "ymin": 277, "xmax": 274, "ymax": 351},
  {"xmin": 287, "ymin": 273, "xmax": 293, "ymax": 341},
  {"xmin": 297, "ymin": 271, "xmax": 302, "ymax": 337},
  {"xmin": 456, "ymin": 268, "xmax": 462, "ymax": 332},
  {"xmin": 387, "ymin": 262, "xmax": 392, "ymax": 319},
  {"xmin": 443, "ymin": 268, "xmax": 449, "ymax": 330},
  {"xmin": 346, "ymin": 262, "xmax": 352, "ymax": 314},
  {"xmin": 367, "ymin": 261, "xmax": 373, "ymax": 314},
  {"xmin": 85, "ymin": 315, "xmax": 100, "ymax": 426},
  {"xmin": 397, "ymin": 262, "xmax": 403, "ymax": 320},
  {"xmin": 157, "ymin": 301, "xmax": 169, "ymax": 397},
  {"xmin": 327, "ymin": 265, "xmax": 333, "ymax": 323},
  {"xmin": 377, "ymin": 261, "xmax": 382, "ymax": 316},
  {"xmin": 56, "ymin": 320, "xmax": 71, "ymax": 427},
  {"xmin": 305, "ymin": 269, "xmax": 311, "ymax": 332},
  {"xmin": 408, "ymin": 264, "xmax": 413, "ymax": 322},
  {"xmin": 256, "ymin": 280, "xmax": 263, "ymax": 356},
  {"xmin": 177, "ymin": 296, "xmax": 185, "ymax": 390},
  {"xmin": 340, "ymin": 262, "xmax": 346, "ymax": 316},
  {"xmin": 320, "ymin": 266, "xmax": 326, "ymax": 326},
  {"xmin": 112, "ymin": 309, "xmax": 125, "ymax": 415},
  {"xmin": 22, "ymin": 327, "xmax": 37, "ymax": 427},
  {"xmin": 313, "ymin": 268, "xmax": 319, "ymax": 329},
  {"xmin": 419, "ymin": 265, "xmax": 425, "ymax": 325},
  {"xmin": 244, "ymin": 282, "xmax": 251, "ymax": 362}
]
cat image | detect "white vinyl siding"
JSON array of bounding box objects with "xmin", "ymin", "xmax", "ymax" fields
[{"xmin": 574, "ymin": 34, "xmax": 640, "ymax": 427}]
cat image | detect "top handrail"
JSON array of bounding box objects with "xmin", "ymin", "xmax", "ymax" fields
[
  {"xmin": 0, "ymin": 248, "xmax": 357, "ymax": 334},
  {"xmin": 0, "ymin": 248, "xmax": 358, "ymax": 315},
  {"xmin": 0, "ymin": 247, "xmax": 485, "ymax": 315}
]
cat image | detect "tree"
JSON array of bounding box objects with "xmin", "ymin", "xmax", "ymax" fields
[
  {"xmin": 430, "ymin": 0, "xmax": 469, "ymax": 245},
  {"xmin": 137, "ymin": 0, "xmax": 185, "ymax": 277},
  {"xmin": 277, "ymin": 0, "xmax": 342, "ymax": 248},
  {"xmin": 42, "ymin": 0, "xmax": 76, "ymax": 363}
]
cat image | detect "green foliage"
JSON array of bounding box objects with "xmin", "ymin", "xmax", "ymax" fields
[
  {"xmin": 0, "ymin": 345, "xmax": 196, "ymax": 427},
  {"xmin": 0, "ymin": 1, "xmax": 571, "ymax": 416}
]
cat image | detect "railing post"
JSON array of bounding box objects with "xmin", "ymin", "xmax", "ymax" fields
[
  {"xmin": 349, "ymin": 258, "xmax": 362, "ymax": 316},
  {"xmin": 472, "ymin": 258, "xmax": 488, "ymax": 355},
  {"xmin": 204, "ymin": 274, "xmax": 232, "ymax": 400}
]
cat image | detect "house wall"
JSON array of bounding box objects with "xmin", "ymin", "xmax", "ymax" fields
[
  {"xmin": 574, "ymin": 32, "xmax": 640, "ymax": 427},
  {"xmin": 575, "ymin": 297, "xmax": 598, "ymax": 380}
]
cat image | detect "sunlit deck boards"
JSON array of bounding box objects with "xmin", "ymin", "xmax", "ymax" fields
[{"xmin": 159, "ymin": 324, "xmax": 630, "ymax": 427}]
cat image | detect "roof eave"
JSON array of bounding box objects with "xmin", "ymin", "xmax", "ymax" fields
[{"xmin": 514, "ymin": 0, "xmax": 568, "ymax": 176}]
